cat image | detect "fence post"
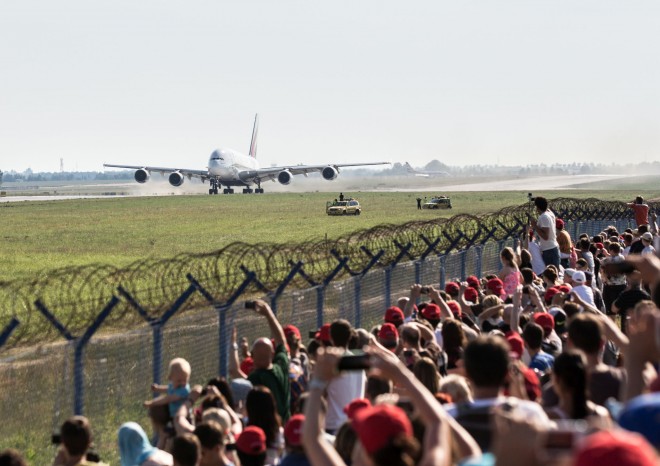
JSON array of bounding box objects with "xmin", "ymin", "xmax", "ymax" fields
[
  {"xmin": 459, "ymin": 251, "xmax": 467, "ymax": 280},
  {"xmin": 384, "ymin": 267, "xmax": 392, "ymax": 309},
  {"xmin": 474, "ymin": 245, "xmax": 483, "ymax": 279},
  {"xmin": 0, "ymin": 318, "xmax": 20, "ymax": 349},
  {"xmin": 35, "ymin": 296, "xmax": 119, "ymax": 415},
  {"xmin": 439, "ymin": 255, "xmax": 447, "ymax": 290}
]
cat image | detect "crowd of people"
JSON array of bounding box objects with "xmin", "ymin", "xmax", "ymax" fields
[{"xmin": 1, "ymin": 196, "xmax": 659, "ymax": 466}]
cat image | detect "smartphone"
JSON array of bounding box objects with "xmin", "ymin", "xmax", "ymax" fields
[
  {"xmin": 244, "ymin": 300, "xmax": 256, "ymax": 309},
  {"xmin": 420, "ymin": 286, "xmax": 430, "ymax": 294},
  {"xmin": 337, "ymin": 354, "xmax": 371, "ymax": 371},
  {"xmin": 308, "ymin": 330, "xmax": 317, "ymax": 339}
]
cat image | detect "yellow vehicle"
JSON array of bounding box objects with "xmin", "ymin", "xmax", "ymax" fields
[
  {"xmin": 326, "ymin": 199, "xmax": 361, "ymax": 216},
  {"xmin": 422, "ymin": 196, "xmax": 452, "ymax": 209}
]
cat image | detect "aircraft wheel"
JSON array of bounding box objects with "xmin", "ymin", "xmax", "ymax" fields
[
  {"xmin": 209, "ymin": 188, "xmax": 214, "ymax": 195},
  {"xmin": 223, "ymin": 189, "xmax": 230, "ymax": 194}
]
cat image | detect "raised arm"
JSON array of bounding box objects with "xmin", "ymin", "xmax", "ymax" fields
[
  {"xmin": 254, "ymin": 299, "xmax": 286, "ymax": 347},
  {"xmin": 229, "ymin": 326, "xmax": 247, "ymax": 379},
  {"xmin": 404, "ymin": 284, "xmax": 423, "ymax": 318}
]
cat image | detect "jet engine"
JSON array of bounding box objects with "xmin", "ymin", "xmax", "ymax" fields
[
  {"xmin": 168, "ymin": 171, "xmax": 185, "ymax": 187},
  {"xmin": 134, "ymin": 169, "xmax": 150, "ymax": 184},
  {"xmin": 321, "ymin": 166, "xmax": 338, "ymax": 181},
  {"xmin": 277, "ymin": 170, "xmax": 293, "ymax": 185}
]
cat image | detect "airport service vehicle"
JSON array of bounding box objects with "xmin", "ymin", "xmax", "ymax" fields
[
  {"xmin": 422, "ymin": 196, "xmax": 452, "ymax": 209},
  {"xmin": 326, "ymin": 199, "xmax": 361, "ymax": 216},
  {"xmin": 104, "ymin": 115, "xmax": 388, "ymax": 195}
]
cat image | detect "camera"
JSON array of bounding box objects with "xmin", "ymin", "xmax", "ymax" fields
[
  {"xmin": 337, "ymin": 353, "xmax": 371, "ymax": 371},
  {"xmin": 527, "ymin": 193, "xmax": 535, "ymax": 202},
  {"xmin": 420, "ymin": 286, "xmax": 430, "ymax": 294},
  {"xmin": 244, "ymin": 300, "xmax": 256, "ymax": 309},
  {"xmin": 309, "ymin": 330, "xmax": 318, "ymax": 339}
]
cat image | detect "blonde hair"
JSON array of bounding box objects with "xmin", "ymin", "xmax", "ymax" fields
[
  {"xmin": 169, "ymin": 358, "xmax": 191, "ymax": 377},
  {"xmin": 482, "ymin": 295, "xmax": 502, "ymax": 309},
  {"xmin": 439, "ymin": 375, "xmax": 473, "ymax": 404}
]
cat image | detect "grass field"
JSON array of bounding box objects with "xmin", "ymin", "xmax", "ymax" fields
[{"xmin": 2, "ymin": 185, "xmax": 658, "ymax": 284}]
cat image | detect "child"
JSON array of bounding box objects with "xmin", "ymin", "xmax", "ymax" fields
[{"xmin": 144, "ymin": 358, "xmax": 192, "ymax": 448}]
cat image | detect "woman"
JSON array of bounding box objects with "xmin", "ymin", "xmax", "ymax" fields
[
  {"xmin": 118, "ymin": 422, "xmax": 173, "ymax": 466},
  {"xmin": 246, "ymin": 386, "xmax": 284, "ymax": 464},
  {"xmin": 412, "ymin": 357, "xmax": 441, "ymax": 394},
  {"xmin": 545, "ymin": 350, "xmax": 610, "ymax": 425},
  {"xmin": 498, "ymin": 247, "xmax": 522, "ymax": 297},
  {"xmin": 440, "ymin": 319, "xmax": 466, "ymax": 371}
]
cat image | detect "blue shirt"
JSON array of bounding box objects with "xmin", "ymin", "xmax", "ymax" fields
[
  {"xmin": 529, "ymin": 351, "xmax": 554, "ymax": 372},
  {"xmin": 168, "ymin": 383, "xmax": 191, "ymax": 417}
]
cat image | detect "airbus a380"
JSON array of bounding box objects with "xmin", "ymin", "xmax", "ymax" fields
[{"xmin": 104, "ymin": 115, "xmax": 389, "ymax": 194}]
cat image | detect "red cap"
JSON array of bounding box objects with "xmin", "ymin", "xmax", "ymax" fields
[
  {"xmin": 283, "ymin": 325, "xmax": 301, "ymax": 339},
  {"xmin": 522, "ymin": 367, "xmax": 541, "ymax": 401},
  {"xmin": 544, "ymin": 286, "xmax": 560, "ymax": 304},
  {"xmin": 555, "ymin": 218, "xmax": 565, "ymax": 230},
  {"xmin": 352, "ymin": 404, "xmax": 413, "ymax": 455},
  {"xmin": 447, "ymin": 300, "xmax": 461, "ymax": 318},
  {"xmin": 240, "ymin": 357, "xmax": 255, "ymax": 376},
  {"xmin": 284, "ymin": 414, "xmax": 304, "ymax": 447},
  {"xmin": 384, "ymin": 306, "xmax": 404, "ymax": 326},
  {"xmin": 315, "ymin": 323, "xmax": 331, "ymax": 343},
  {"xmin": 421, "ymin": 303, "xmax": 441, "ymax": 320},
  {"xmin": 445, "ymin": 282, "xmax": 460, "ymax": 296},
  {"xmin": 343, "ymin": 398, "xmax": 371, "ymax": 420},
  {"xmin": 574, "ymin": 430, "xmax": 657, "ymax": 466},
  {"xmin": 534, "ymin": 313, "xmax": 555, "ymax": 332},
  {"xmin": 506, "ymin": 333, "xmax": 524, "ymax": 359},
  {"xmin": 464, "ymin": 287, "xmax": 478, "ymax": 303},
  {"xmin": 378, "ymin": 323, "xmax": 399, "ymax": 342},
  {"xmin": 595, "ymin": 242, "xmax": 604, "ymax": 250},
  {"xmin": 236, "ymin": 426, "xmax": 267, "ymax": 455},
  {"xmin": 487, "ymin": 278, "xmax": 504, "ymax": 296},
  {"xmin": 466, "ymin": 275, "xmax": 480, "ymax": 288},
  {"xmin": 557, "ymin": 284, "xmax": 571, "ymax": 294}
]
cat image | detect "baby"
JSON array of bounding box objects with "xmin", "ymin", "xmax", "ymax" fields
[{"xmin": 144, "ymin": 357, "xmax": 192, "ymax": 418}]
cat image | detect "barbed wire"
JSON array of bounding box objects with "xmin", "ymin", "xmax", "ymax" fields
[{"xmin": 0, "ymin": 198, "xmax": 651, "ymax": 346}]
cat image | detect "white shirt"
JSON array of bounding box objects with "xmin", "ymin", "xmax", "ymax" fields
[
  {"xmin": 324, "ymin": 350, "xmax": 366, "ymax": 431},
  {"xmin": 572, "ymin": 284, "xmax": 596, "ymax": 308},
  {"xmin": 528, "ymin": 241, "xmax": 546, "ymax": 275},
  {"xmin": 537, "ymin": 210, "xmax": 559, "ymax": 251}
]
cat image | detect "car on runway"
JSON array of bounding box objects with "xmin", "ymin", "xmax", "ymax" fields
[
  {"xmin": 326, "ymin": 199, "xmax": 361, "ymax": 215},
  {"xmin": 422, "ymin": 196, "xmax": 452, "ymax": 209}
]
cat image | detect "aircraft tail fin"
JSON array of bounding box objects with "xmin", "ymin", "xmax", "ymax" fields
[
  {"xmin": 404, "ymin": 162, "xmax": 416, "ymax": 173},
  {"xmin": 249, "ymin": 114, "xmax": 259, "ymax": 158}
]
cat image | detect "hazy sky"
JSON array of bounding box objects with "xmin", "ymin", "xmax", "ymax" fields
[{"xmin": 2, "ymin": 1, "xmax": 660, "ymax": 173}]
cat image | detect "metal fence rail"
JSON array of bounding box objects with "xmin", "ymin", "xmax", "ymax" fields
[{"xmin": 0, "ymin": 199, "xmax": 639, "ymax": 462}]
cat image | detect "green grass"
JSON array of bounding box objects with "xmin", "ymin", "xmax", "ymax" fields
[{"xmin": 2, "ymin": 188, "xmax": 658, "ymax": 284}]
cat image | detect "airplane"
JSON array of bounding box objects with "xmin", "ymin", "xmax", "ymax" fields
[
  {"xmin": 404, "ymin": 162, "xmax": 450, "ymax": 178},
  {"xmin": 104, "ymin": 115, "xmax": 389, "ymax": 195}
]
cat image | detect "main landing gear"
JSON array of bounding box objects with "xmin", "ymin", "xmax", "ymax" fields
[{"xmin": 208, "ymin": 179, "xmax": 264, "ymax": 194}]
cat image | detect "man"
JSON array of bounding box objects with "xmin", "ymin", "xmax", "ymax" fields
[
  {"xmin": 627, "ymin": 196, "xmax": 649, "ymax": 227},
  {"xmin": 280, "ymin": 414, "xmax": 311, "ymax": 466},
  {"xmin": 522, "ymin": 322, "xmax": 555, "ymax": 372},
  {"xmin": 530, "ymin": 197, "xmax": 560, "ymax": 268},
  {"xmin": 230, "ymin": 299, "xmax": 290, "ymax": 421},
  {"xmin": 446, "ymin": 336, "xmax": 551, "ymax": 452},
  {"xmin": 194, "ymin": 422, "xmax": 234, "ymax": 466},
  {"xmin": 172, "ymin": 434, "xmax": 201, "ymax": 466},
  {"xmin": 52, "ymin": 416, "xmax": 108, "ymax": 466},
  {"xmin": 612, "ymin": 272, "xmax": 651, "ymax": 333},
  {"xmin": 601, "ymin": 242, "xmax": 627, "ymax": 315},
  {"xmin": 324, "ymin": 319, "xmax": 366, "ymax": 434},
  {"xmin": 416, "ymin": 197, "xmax": 422, "ymax": 210}
]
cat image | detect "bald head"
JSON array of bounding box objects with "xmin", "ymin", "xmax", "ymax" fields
[{"xmin": 251, "ymin": 338, "xmax": 274, "ymax": 369}]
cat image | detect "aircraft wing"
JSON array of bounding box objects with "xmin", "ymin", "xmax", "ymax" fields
[
  {"xmin": 243, "ymin": 162, "xmax": 389, "ymax": 183},
  {"xmin": 103, "ymin": 164, "xmax": 210, "ymax": 180}
]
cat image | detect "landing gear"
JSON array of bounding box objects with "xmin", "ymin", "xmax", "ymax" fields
[
  {"xmin": 254, "ymin": 180, "xmax": 264, "ymax": 194},
  {"xmin": 223, "ymin": 188, "xmax": 234, "ymax": 194},
  {"xmin": 209, "ymin": 179, "xmax": 220, "ymax": 195},
  {"xmin": 242, "ymin": 188, "xmax": 254, "ymax": 194}
]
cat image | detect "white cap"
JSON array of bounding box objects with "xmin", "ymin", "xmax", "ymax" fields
[{"xmin": 572, "ymin": 271, "xmax": 586, "ymax": 284}]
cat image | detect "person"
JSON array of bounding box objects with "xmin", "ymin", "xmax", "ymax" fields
[
  {"xmin": 641, "ymin": 231, "xmax": 656, "ymax": 255},
  {"xmin": 279, "ymin": 414, "xmax": 310, "ymax": 466},
  {"xmin": 530, "ymin": 196, "xmax": 560, "ymax": 268},
  {"xmin": 0, "ymin": 449, "xmax": 27, "ymax": 466},
  {"xmin": 230, "ymin": 300, "xmax": 290, "ymax": 421},
  {"xmin": 556, "ymin": 218, "xmax": 573, "ymax": 268},
  {"xmin": 612, "ymin": 273, "xmax": 651, "ymax": 333},
  {"xmin": 245, "ymin": 386, "xmax": 284, "ymax": 464},
  {"xmin": 522, "ymin": 322, "xmax": 555, "ymax": 372},
  {"xmin": 194, "ymin": 421, "xmax": 235, "ymax": 466},
  {"xmin": 172, "ymin": 434, "xmax": 201, "ymax": 466},
  {"xmin": 416, "ymin": 197, "xmax": 422, "ymax": 209},
  {"xmin": 144, "ymin": 358, "xmax": 192, "ymax": 421},
  {"xmin": 324, "ymin": 319, "xmax": 366, "ymax": 435},
  {"xmin": 52, "ymin": 416, "xmax": 108, "ymax": 466},
  {"xmin": 118, "ymin": 422, "xmax": 173, "ymax": 466},
  {"xmin": 498, "ymin": 247, "xmax": 521, "ymax": 297},
  {"xmin": 627, "ymin": 196, "xmax": 649, "ymax": 227},
  {"xmin": 235, "ymin": 426, "xmax": 269, "ymax": 466},
  {"xmin": 544, "ymin": 350, "xmax": 611, "ymax": 424},
  {"xmin": 339, "ymin": 193, "xmax": 344, "ymax": 202}
]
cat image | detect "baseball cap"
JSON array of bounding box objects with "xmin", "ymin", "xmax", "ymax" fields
[
  {"xmin": 315, "ymin": 323, "xmax": 331, "ymax": 343},
  {"xmin": 352, "ymin": 404, "xmax": 413, "ymax": 455},
  {"xmin": 557, "ymin": 284, "xmax": 571, "ymax": 294},
  {"xmin": 421, "ymin": 303, "xmax": 441, "ymax": 320},
  {"xmin": 555, "ymin": 218, "xmax": 565, "ymax": 229},
  {"xmin": 549, "ymin": 307, "xmax": 567, "ymax": 334},
  {"xmin": 445, "ymin": 282, "xmax": 460, "ymax": 296},
  {"xmin": 572, "ymin": 271, "xmax": 586, "ymax": 285},
  {"xmin": 534, "ymin": 313, "xmax": 555, "ymax": 333},
  {"xmin": 522, "ymin": 367, "xmax": 541, "ymax": 401},
  {"xmin": 343, "ymin": 398, "xmax": 371, "ymax": 420},
  {"xmin": 236, "ymin": 426, "xmax": 267, "ymax": 455},
  {"xmin": 378, "ymin": 323, "xmax": 399, "ymax": 347},
  {"xmin": 617, "ymin": 393, "xmax": 660, "ymax": 448},
  {"xmin": 563, "ymin": 268, "xmax": 576, "ymax": 278},
  {"xmin": 642, "ymin": 232, "xmax": 653, "ymax": 242},
  {"xmin": 466, "ymin": 275, "xmax": 480, "ymax": 288},
  {"xmin": 447, "ymin": 300, "xmax": 461, "ymax": 318},
  {"xmin": 544, "ymin": 286, "xmax": 560, "ymax": 304},
  {"xmin": 487, "ymin": 278, "xmax": 504, "ymax": 296},
  {"xmin": 284, "ymin": 414, "xmax": 305, "ymax": 447},
  {"xmin": 283, "ymin": 324, "xmax": 301, "ymax": 339},
  {"xmin": 574, "ymin": 429, "xmax": 657, "ymax": 466},
  {"xmin": 464, "ymin": 287, "xmax": 478, "ymax": 303},
  {"xmin": 506, "ymin": 333, "xmax": 524, "ymax": 359},
  {"xmin": 384, "ymin": 306, "xmax": 404, "ymax": 326}
]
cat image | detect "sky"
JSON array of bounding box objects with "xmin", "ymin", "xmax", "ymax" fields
[{"xmin": 1, "ymin": 1, "xmax": 660, "ymax": 173}]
